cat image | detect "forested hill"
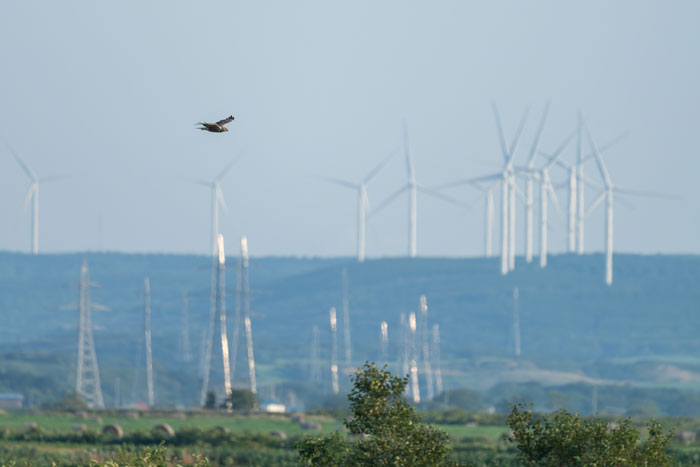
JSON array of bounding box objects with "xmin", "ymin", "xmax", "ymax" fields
[{"xmin": 1, "ymin": 251, "xmax": 698, "ymax": 363}]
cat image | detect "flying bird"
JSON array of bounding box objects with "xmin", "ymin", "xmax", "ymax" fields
[{"xmin": 197, "ymin": 115, "xmax": 234, "ymax": 133}]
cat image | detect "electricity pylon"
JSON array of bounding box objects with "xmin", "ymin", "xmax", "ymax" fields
[{"xmin": 75, "ymin": 260, "xmax": 106, "ymax": 408}]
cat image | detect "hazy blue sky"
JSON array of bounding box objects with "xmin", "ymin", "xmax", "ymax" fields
[{"xmin": 1, "ymin": 1, "xmax": 698, "ymax": 257}]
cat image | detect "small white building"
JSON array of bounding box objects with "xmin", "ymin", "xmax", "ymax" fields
[
  {"xmin": 260, "ymin": 400, "xmax": 286, "ymax": 413},
  {"xmin": 0, "ymin": 394, "xmax": 23, "ymax": 409}
]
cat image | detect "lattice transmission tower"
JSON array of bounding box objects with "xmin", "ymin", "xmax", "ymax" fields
[{"xmin": 75, "ymin": 259, "xmax": 106, "ymax": 408}]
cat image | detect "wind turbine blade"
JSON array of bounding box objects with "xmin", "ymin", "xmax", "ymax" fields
[
  {"xmin": 190, "ymin": 178, "xmax": 213, "ymax": 187},
  {"xmin": 507, "ymin": 106, "xmax": 531, "ymax": 164},
  {"xmin": 23, "ymin": 184, "xmax": 36, "ymax": 209},
  {"xmin": 509, "ymin": 179, "xmax": 527, "ymax": 201},
  {"xmin": 465, "ymin": 173, "xmax": 503, "ymax": 184},
  {"xmin": 216, "ymin": 154, "xmax": 244, "ymax": 182},
  {"xmin": 584, "ymin": 123, "xmax": 612, "ymax": 188},
  {"xmin": 585, "ymin": 190, "xmax": 607, "ymax": 219},
  {"xmin": 216, "ymin": 185, "xmax": 228, "ymax": 213},
  {"xmin": 581, "ymin": 174, "xmax": 604, "ymax": 191},
  {"xmin": 613, "ymin": 186, "xmax": 680, "ymax": 199},
  {"xmin": 491, "ymin": 102, "xmax": 509, "ymax": 162},
  {"xmin": 39, "ymin": 175, "xmax": 70, "ymax": 183},
  {"xmin": 544, "ymin": 130, "xmax": 576, "ymax": 170},
  {"xmin": 582, "ymin": 130, "xmax": 630, "ymax": 164},
  {"xmin": 319, "ymin": 176, "xmax": 358, "ymax": 190},
  {"xmin": 416, "ymin": 185, "xmax": 468, "ymax": 209},
  {"xmin": 526, "ymin": 102, "xmax": 550, "ymax": 167},
  {"xmin": 547, "ymin": 183, "xmax": 562, "ymax": 214},
  {"xmin": 431, "ymin": 179, "xmax": 475, "ymax": 190},
  {"xmin": 402, "ymin": 121, "xmax": 415, "ymax": 182},
  {"xmin": 616, "ymin": 196, "xmax": 637, "ymax": 210},
  {"xmin": 538, "ymin": 150, "xmax": 573, "ymax": 170},
  {"xmin": 362, "ymin": 190, "xmax": 371, "ymax": 211},
  {"xmin": 8, "ymin": 145, "xmax": 37, "ymax": 181},
  {"xmin": 363, "ymin": 146, "xmax": 400, "ymax": 184},
  {"xmin": 368, "ymin": 185, "xmax": 408, "ymax": 218},
  {"xmin": 513, "ymin": 166, "xmax": 540, "ymax": 177}
]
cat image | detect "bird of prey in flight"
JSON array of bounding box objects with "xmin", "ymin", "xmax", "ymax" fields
[{"xmin": 197, "ymin": 115, "xmax": 234, "ymax": 133}]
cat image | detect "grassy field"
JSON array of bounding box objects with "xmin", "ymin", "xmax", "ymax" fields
[
  {"xmin": 0, "ymin": 410, "xmax": 341, "ymax": 435},
  {"xmin": 2, "ymin": 410, "xmax": 700, "ymax": 465}
]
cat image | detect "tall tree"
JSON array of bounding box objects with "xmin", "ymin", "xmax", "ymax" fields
[{"xmin": 298, "ymin": 362, "xmax": 452, "ymax": 466}]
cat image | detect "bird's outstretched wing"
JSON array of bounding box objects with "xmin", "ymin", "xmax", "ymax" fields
[
  {"xmin": 198, "ymin": 122, "xmax": 220, "ymax": 131},
  {"xmin": 216, "ymin": 115, "xmax": 234, "ymax": 127}
]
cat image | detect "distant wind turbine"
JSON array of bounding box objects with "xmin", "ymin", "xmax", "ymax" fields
[
  {"xmin": 371, "ymin": 121, "xmax": 466, "ymax": 257},
  {"xmin": 321, "ymin": 148, "xmax": 398, "ymax": 262},
  {"xmin": 517, "ymin": 131, "xmax": 575, "ymax": 267},
  {"xmin": 10, "ymin": 145, "xmax": 65, "ymax": 255},
  {"xmin": 444, "ymin": 105, "xmax": 529, "ymax": 274},
  {"xmin": 540, "ymin": 122, "xmax": 628, "ymax": 255},
  {"xmin": 522, "ymin": 103, "xmax": 550, "ymax": 263},
  {"xmin": 192, "ymin": 157, "xmax": 241, "ymax": 256},
  {"xmin": 584, "ymin": 123, "xmax": 673, "ymax": 285}
]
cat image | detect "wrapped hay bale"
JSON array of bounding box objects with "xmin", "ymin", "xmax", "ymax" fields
[
  {"xmin": 102, "ymin": 424, "xmax": 124, "ymax": 439},
  {"xmin": 154, "ymin": 423, "xmax": 175, "ymax": 437}
]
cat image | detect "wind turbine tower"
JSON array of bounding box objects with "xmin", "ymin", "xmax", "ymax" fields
[
  {"xmin": 527, "ymin": 132, "xmax": 574, "ymax": 267},
  {"xmin": 380, "ymin": 321, "xmax": 389, "ymax": 363},
  {"xmin": 585, "ymin": 127, "xmax": 617, "ymax": 285},
  {"xmin": 409, "ymin": 312, "xmax": 420, "ymax": 403},
  {"xmin": 460, "ymin": 105, "xmax": 528, "ymax": 274},
  {"xmin": 513, "ymin": 287, "xmax": 521, "ymax": 357},
  {"xmin": 431, "ymin": 324, "xmax": 443, "ymax": 396},
  {"xmin": 240, "ymin": 237, "xmax": 257, "ymax": 394},
  {"xmin": 524, "ymin": 104, "xmax": 550, "ymax": 263},
  {"xmin": 419, "ymin": 295, "xmax": 434, "ymax": 401},
  {"xmin": 341, "ymin": 268, "xmax": 352, "ymax": 367},
  {"xmin": 143, "ymin": 277, "xmax": 155, "ymax": 407},
  {"xmin": 329, "ymin": 307, "xmax": 339, "ymax": 394},
  {"xmin": 577, "ymin": 112, "xmax": 586, "ymax": 255},
  {"xmin": 311, "ymin": 325, "xmax": 321, "ymax": 382},
  {"xmin": 75, "ymin": 260, "xmax": 105, "ymax": 408}
]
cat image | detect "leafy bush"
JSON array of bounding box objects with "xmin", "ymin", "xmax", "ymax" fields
[{"xmin": 508, "ymin": 403, "xmax": 673, "ymax": 466}]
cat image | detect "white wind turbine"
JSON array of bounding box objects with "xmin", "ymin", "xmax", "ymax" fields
[
  {"xmin": 10, "ymin": 145, "xmax": 64, "ymax": 255},
  {"xmin": 522, "ymin": 104, "xmax": 550, "ymax": 263},
  {"xmin": 371, "ymin": 121, "xmax": 466, "ymax": 257},
  {"xmin": 192, "ymin": 157, "xmax": 240, "ymax": 256},
  {"xmin": 322, "ymin": 148, "xmax": 397, "ymax": 262},
  {"xmin": 518, "ymin": 132, "xmax": 575, "ymax": 267},
  {"xmin": 444, "ymin": 105, "xmax": 529, "ymax": 274},
  {"xmin": 583, "ymin": 123, "xmax": 671, "ymax": 285},
  {"xmin": 541, "ymin": 121, "xmax": 628, "ymax": 255}
]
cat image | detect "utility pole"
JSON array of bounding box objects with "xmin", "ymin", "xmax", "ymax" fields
[
  {"xmin": 419, "ymin": 295, "xmax": 434, "ymax": 401},
  {"xmin": 240, "ymin": 237, "xmax": 257, "ymax": 394},
  {"xmin": 310, "ymin": 325, "xmax": 321, "ymax": 382},
  {"xmin": 143, "ymin": 277, "xmax": 155, "ymax": 407},
  {"xmin": 409, "ymin": 312, "xmax": 420, "ymax": 403},
  {"xmin": 341, "ymin": 268, "xmax": 352, "ymax": 367},
  {"xmin": 330, "ymin": 307, "xmax": 339, "ymax": 394},
  {"xmin": 513, "ymin": 287, "xmax": 521, "ymax": 358}
]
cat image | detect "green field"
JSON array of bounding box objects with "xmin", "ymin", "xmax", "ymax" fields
[{"xmin": 1, "ymin": 410, "xmax": 699, "ymax": 465}]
